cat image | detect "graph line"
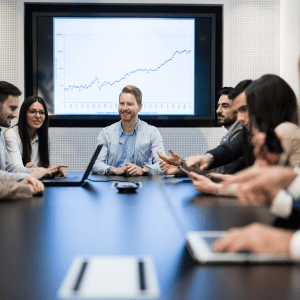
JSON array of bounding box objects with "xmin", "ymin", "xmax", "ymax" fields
[{"xmin": 64, "ymin": 49, "xmax": 191, "ymax": 92}]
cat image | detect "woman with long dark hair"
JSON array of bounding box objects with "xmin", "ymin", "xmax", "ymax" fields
[
  {"xmin": 4, "ymin": 95, "xmax": 50, "ymax": 168},
  {"xmin": 188, "ymin": 74, "xmax": 300, "ymax": 196}
]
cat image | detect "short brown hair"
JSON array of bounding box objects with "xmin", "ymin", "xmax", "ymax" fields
[
  {"xmin": 119, "ymin": 85, "xmax": 142, "ymax": 106},
  {"xmin": 0, "ymin": 81, "xmax": 22, "ymax": 104}
]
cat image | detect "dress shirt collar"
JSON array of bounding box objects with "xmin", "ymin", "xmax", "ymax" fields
[
  {"xmin": 119, "ymin": 119, "xmax": 139, "ymax": 137},
  {"xmin": 222, "ymin": 121, "xmax": 240, "ymax": 143},
  {"xmin": 32, "ymin": 132, "xmax": 39, "ymax": 143}
]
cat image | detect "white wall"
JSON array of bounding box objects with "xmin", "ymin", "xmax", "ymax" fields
[
  {"xmin": 1, "ymin": 0, "xmax": 299, "ymax": 171},
  {"xmin": 280, "ymin": 0, "xmax": 300, "ymax": 100}
]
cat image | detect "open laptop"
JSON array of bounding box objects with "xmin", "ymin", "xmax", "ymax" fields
[
  {"xmin": 186, "ymin": 231, "xmax": 295, "ymax": 264},
  {"xmin": 42, "ymin": 145, "xmax": 102, "ymax": 187}
]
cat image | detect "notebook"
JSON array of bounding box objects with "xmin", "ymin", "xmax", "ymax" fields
[
  {"xmin": 42, "ymin": 145, "xmax": 102, "ymax": 187},
  {"xmin": 57, "ymin": 256, "xmax": 160, "ymax": 299},
  {"xmin": 186, "ymin": 231, "xmax": 295, "ymax": 264}
]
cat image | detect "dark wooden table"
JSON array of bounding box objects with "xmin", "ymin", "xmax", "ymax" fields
[{"xmin": 0, "ymin": 174, "xmax": 299, "ymax": 300}]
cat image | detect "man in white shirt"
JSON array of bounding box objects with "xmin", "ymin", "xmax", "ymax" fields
[{"xmin": 0, "ymin": 81, "xmax": 67, "ymax": 181}]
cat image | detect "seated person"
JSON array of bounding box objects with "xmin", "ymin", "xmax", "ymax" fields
[
  {"xmin": 158, "ymin": 80, "xmax": 253, "ymax": 176},
  {"xmin": 4, "ymin": 95, "xmax": 50, "ymax": 168},
  {"xmin": 0, "ymin": 81, "xmax": 67, "ymax": 180},
  {"xmin": 92, "ymin": 85, "xmax": 166, "ymax": 176},
  {"xmin": 212, "ymin": 165, "xmax": 300, "ymax": 257},
  {"xmin": 212, "ymin": 60, "xmax": 300, "ymax": 258},
  {"xmin": 187, "ymin": 74, "xmax": 300, "ymax": 196},
  {"xmin": 0, "ymin": 176, "xmax": 44, "ymax": 200}
]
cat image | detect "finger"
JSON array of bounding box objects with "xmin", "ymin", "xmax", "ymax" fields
[
  {"xmin": 59, "ymin": 168, "xmax": 68, "ymax": 178},
  {"xmin": 208, "ymin": 173, "xmax": 222, "ymax": 179},
  {"xmin": 168, "ymin": 149, "xmax": 177, "ymax": 156},
  {"xmin": 26, "ymin": 162, "xmax": 35, "ymax": 168},
  {"xmin": 33, "ymin": 179, "xmax": 43, "ymax": 193},
  {"xmin": 227, "ymin": 238, "xmax": 249, "ymax": 253},
  {"xmin": 29, "ymin": 185, "xmax": 35, "ymax": 193},
  {"xmin": 185, "ymin": 158, "xmax": 198, "ymax": 169},
  {"xmin": 160, "ymin": 161, "xmax": 168, "ymax": 167},
  {"xmin": 213, "ymin": 236, "xmax": 232, "ymax": 252},
  {"xmin": 33, "ymin": 179, "xmax": 40, "ymax": 191},
  {"xmin": 28, "ymin": 178, "xmax": 37, "ymax": 191},
  {"xmin": 222, "ymin": 167, "xmax": 262, "ymax": 187},
  {"xmin": 199, "ymin": 163, "xmax": 209, "ymax": 171},
  {"xmin": 127, "ymin": 166, "xmax": 135, "ymax": 173},
  {"xmin": 49, "ymin": 168, "xmax": 58, "ymax": 176},
  {"xmin": 236, "ymin": 184, "xmax": 254, "ymax": 205},
  {"xmin": 38, "ymin": 181, "xmax": 45, "ymax": 192},
  {"xmin": 128, "ymin": 169, "xmax": 137, "ymax": 176},
  {"xmin": 157, "ymin": 151, "xmax": 166, "ymax": 159},
  {"xmin": 188, "ymin": 172, "xmax": 203, "ymax": 181},
  {"xmin": 51, "ymin": 164, "xmax": 68, "ymax": 170},
  {"xmin": 213, "ymin": 230, "xmax": 240, "ymax": 252},
  {"xmin": 161, "ymin": 165, "xmax": 169, "ymax": 172}
]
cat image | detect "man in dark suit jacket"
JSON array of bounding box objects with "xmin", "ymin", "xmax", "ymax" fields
[
  {"xmin": 183, "ymin": 80, "xmax": 255, "ymax": 173},
  {"xmin": 157, "ymin": 86, "xmax": 245, "ymax": 175}
]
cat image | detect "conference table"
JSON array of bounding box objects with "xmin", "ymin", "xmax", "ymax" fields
[{"xmin": 0, "ymin": 174, "xmax": 300, "ymax": 300}]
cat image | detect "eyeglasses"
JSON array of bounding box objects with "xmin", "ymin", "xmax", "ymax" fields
[{"xmin": 28, "ymin": 109, "xmax": 45, "ymax": 116}]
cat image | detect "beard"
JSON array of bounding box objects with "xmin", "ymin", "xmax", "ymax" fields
[{"xmin": 218, "ymin": 115, "xmax": 236, "ymax": 127}]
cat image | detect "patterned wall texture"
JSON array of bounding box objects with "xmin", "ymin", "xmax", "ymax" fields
[
  {"xmin": 229, "ymin": 0, "xmax": 277, "ymax": 86},
  {"xmin": 0, "ymin": 0, "xmax": 278, "ymax": 171},
  {"xmin": 0, "ymin": 0, "xmax": 19, "ymax": 85},
  {"xmin": 49, "ymin": 127, "xmax": 226, "ymax": 172}
]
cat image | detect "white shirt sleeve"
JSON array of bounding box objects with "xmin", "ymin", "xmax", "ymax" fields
[
  {"xmin": 290, "ymin": 230, "xmax": 300, "ymax": 259},
  {"xmin": 287, "ymin": 173, "xmax": 300, "ymax": 199},
  {"xmin": 270, "ymin": 189, "xmax": 293, "ymax": 218},
  {"xmin": 3, "ymin": 128, "xmax": 24, "ymax": 167}
]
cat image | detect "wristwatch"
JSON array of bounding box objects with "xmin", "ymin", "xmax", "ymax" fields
[
  {"xmin": 205, "ymin": 153, "xmax": 214, "ymax": 166},
  {"xmin": 179, "ymin": 158, "xmax": 184, "ymax": 167},
  {"xmin": 141, "ymin": 166, "xmax": 148, "ymax": 175}
]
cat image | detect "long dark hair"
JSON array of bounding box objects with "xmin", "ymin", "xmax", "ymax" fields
[
  {"xmin": 18, "ymin": 96, "xmax": 50, "ymax": 168},
  {"xmin": 246, "ymin": 74, "xmax": 299, "ymax": 152}
]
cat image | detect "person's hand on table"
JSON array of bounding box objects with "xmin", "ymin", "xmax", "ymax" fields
[
  {"xmin": 206, "ymin": 173, "xmax": 235, "ymax": 182},
  {"xmin": 20, "ymin": 177, "xmax": 44, "ymax": 194},
  {"xmin": 125, "ymin": 163, "xmax": 149, "ymax": 176},
  {"xmin": 159, "ymin": 161, "xmax": 180, "ymax": 175},
  {"xmin": 108, "ymin": 165, "xmax": 127, "ymax": 175},
  {"xmin": 30, "ymin": 165, "xmax": 68, "ymax": 179},
  {"xmin": 188, "ymin": 171, "xmax": 219, "ymax": 194},
  {"xmin": 185, "ymin": 154, "xmax": 212, "ymax": 170},
  {"xmin": 213, "ymin": 223, "xmax": 294, "ymax": 254},
  {"xmin": 222, "ymin": 165, "xmax": 297, "ymax": 205},
  {"xmin": 25, "ymin": 162, "xmax": 38, "ymax": 168},
  {"xmin": 157, "ymin": 149, "xmax": 181, "ymax": 166},
  {"xmin": 48, "ymin": 165, "xmax": 68, "ymax": 178}
]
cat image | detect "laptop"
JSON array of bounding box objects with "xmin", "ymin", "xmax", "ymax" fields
[
  {"xmin": 186, "ymin": 231, "xmax": 295, "ymax": 264},
  {"xmin": 42, "ymin": 145, "xmax": 102, "ymax": 187}
]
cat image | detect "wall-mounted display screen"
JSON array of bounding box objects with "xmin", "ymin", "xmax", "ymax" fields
[
  {"xmin": 25, "ymin": 4, "xmax": 222, "ymax": 127},
  {"xmin": 54, "ymin": 18, "xmax": 195, "ymax": 116}
]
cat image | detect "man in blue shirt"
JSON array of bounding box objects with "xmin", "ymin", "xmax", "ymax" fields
[{"xmin": 92, "ymin": 85, "xmax": 165, "ymax": 176}]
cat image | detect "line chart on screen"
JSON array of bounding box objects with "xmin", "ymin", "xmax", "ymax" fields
[{"xmin": 54, "ymin": 18, "xmax": 195, "ymax": 115}]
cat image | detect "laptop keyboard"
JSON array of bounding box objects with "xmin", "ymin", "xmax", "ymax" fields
[{"xmin": 45, "ymin": 176, "xmax": 81, "ymax": 182}]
